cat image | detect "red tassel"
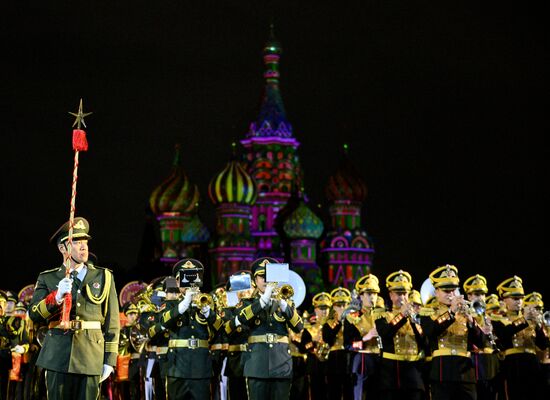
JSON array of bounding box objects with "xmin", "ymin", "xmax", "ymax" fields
[
  {"xmin": 72, "ymin": 129, "xmax": 88, "ymax": 151},
  {"xmin": 61, "ymin": 293, "xmax": 72, "ymax": 327}
]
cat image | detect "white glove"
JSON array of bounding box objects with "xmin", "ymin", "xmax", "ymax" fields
[
  {"xmin": 200, "ymin": 305, "xmax": 210, "ymax": 318},
  {"xmin": 260, "ymin": 284, "xmax": 275, "ymax": 308},
  {"xmin": 13, "ymin": 345, "xmax": 25, "ymax": 354},
  {"xmin": 178, "ymin": 290, "xmax": 194, "ymax": 314},
  {"xmin": 279, "ymin": 299, "xmax": 288, "ymax": 313},
  {"xmin": 234, "ymin": 315, "xmax": 241, "ymax": 327},
  {"xmin": 99, "ymin": 364, "xmax": 114, "ymax": 383},
  {"xmin": 55, "ymin": 277, "xmax": 73, "ymax": 303}
]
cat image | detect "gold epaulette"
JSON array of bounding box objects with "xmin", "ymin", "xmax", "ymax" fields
[
  {"xmin": 419, "ymin": 307, "xmax": 435, "ymax": 317},
  {"xmin": 346, "ymin": 313, "xmax": 361, "ymax": 325},
  {"xmin": 375, "ymin": 311, "xmax": 389, "ymax": 321},
  {"xmin": 488, "ymin": 314, "xmax": 507, "ymax": 323}
]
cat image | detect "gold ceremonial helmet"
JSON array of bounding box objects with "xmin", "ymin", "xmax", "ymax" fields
[
  {"xmin": 497, "ymin": 276, "xmax": 524, "ymax": 299},
  {"xmin": 355, "ymin": 273, "xmax": 380, "ymax": 294},
  {"xmin": 386, "ymin": 270, "xmax": 413, "ymax": 292},
  {"xmin": 524, "ymin": 292, "xmax": 544, "ymax": 308},
  {"xmin": 330, "ymin": 287, "xmax": 351, "ymax": 304},
  {"xmin": 485, "ymin": 294, "xmax": 500, "ymax": 312},
  {"xmin": 463, "ymin": 274, "xmax": 488, "ymax": 294},
  {"xmin": 408, "ymin": 289, "xmax": 422, "ymax": 306},
  {"xmin": 429, "ymin": 264, "xmax": 459, "ymax": 289},
  {"xmin": 312, "ymin": 292, "xmax": 332, "ymax": 308}
]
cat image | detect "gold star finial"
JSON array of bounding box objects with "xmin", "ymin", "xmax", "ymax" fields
[{"xmin": 68, "ymin": 99, "xmax": 93, "ymax": 129}]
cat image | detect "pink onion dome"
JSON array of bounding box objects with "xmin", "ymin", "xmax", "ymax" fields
[
  {"xmin": 149, "ymin": 144, "xmax": 200, "ymax": 215},
  {"xmin": 325, "ymin": 144, "xmax": 368, "ymax": 203}
]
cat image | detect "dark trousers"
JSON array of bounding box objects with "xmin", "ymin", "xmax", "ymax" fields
[
  {"xmin": 327, "ymin": 374, "xmax": 353, "ymax": 400},
  {"xmin": 246, "ymin": 377, "xmax": 291, "ymax": 400},
  {"xmin": 431, "ymin": 381, "xmax": 476, "ymax": 400},
  {"xmin": 309, "ymin": 373, "xmax": 328, "ymax": 400},
  {"xmin": 384, "ymin": 389, "xmax": 424, "ymax": 400},
  {"xmin": 166, "ymin": 376, "xmax": 210, "ymax": 400},
  {"xmin": 227, "ymin": 376, "xmax": 246, "ymax": 400},
  {"xmin": 476, "ymin": 379, "xmax": 497, "ymax": 400},
  {"xmin": 45, "ymin": 370, "xmax": 100, "ymax": 400}
]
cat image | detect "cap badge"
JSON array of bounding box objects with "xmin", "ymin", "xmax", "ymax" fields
[{"xmin": 74, "ymin": 220, "xmax": 86, "ymax": 230}]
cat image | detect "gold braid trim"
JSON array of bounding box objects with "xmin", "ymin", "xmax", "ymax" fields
[
  {"xmin": 289, "ymin": 309, "xmax": 302, "ymax": 327},
  {"xmin": 240, "ymin": 305, "xmax": 254, "ymax": 321},
  {"xmin": 34, "ymin": 300, "xmax": 51, "ymax": 319},
  {"xmin": 105, "ymin": 341, "xmax": 118, "ymax": 353},
  {"xmin": 85, "ymin": 269, "xmax": 112, "ymax": 319}
]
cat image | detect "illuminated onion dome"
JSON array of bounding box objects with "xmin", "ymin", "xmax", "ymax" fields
[
  {"xmin": 150, "ymin": 144, "xmax": 200, "ymax": 214},
  {"xmin": 283, "ymin": 202, "xmax": 324, "ymax": 239},
  {"xmin": 181, "ymin": 215, "xmax": 210, "ymax": 243},
  {"xmin": 325, "ymin": 145, "xmax": 367, "ymax": 203},
  {"xmin": 208, "ymin": 157, "xmax": 257, "ymax": 206}
]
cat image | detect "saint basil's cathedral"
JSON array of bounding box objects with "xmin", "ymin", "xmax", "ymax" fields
[{"xmin": 146, "ymin": 31, "xmax": 374, "ymax": 300}]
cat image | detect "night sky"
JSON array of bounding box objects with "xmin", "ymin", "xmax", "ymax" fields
[{"xmin": 4, "ymin": 2, "xmax": 547, "ymax": 301}]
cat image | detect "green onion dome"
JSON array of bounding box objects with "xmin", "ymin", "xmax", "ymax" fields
[
  {"xmin": 283, "ymin": 201, "xmax": 324, "ymax": 239},
  {"xmin": 208, "ymin": 153, "xmax": 257, "ymax": 206},
  {"xmin": 150, "ymin": 144, "xmax": 200, "ymax": 214}
]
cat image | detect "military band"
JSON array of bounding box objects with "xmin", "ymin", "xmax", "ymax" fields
[{"xmin": 4, "ymin": 237, "xmax": 550, "ymax": 399}]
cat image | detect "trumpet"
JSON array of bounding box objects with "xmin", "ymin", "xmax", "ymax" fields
[
  {"xmin": 272, "ymin": 284, "xmax": 294, "ymax": 301},
  {"xmin": 192, "ymin": 292, "xmax": 214, "ymax": 308},
  {"xmin": 465, "ymin": 299, "xmax": 486, "ymax": 316},
  {"xmin": 543, "ymin": 311, "xmax": 550, "ymax": 327}
]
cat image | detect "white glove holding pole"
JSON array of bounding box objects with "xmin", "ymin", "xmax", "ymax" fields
[
  {"xmin": 260, "ymin": 283, "xmax": 275, "ymax": 308},
  {"xmin": 178, "ymin": 289, "xmax": 194, "ymax": 314},
  {"xmin": 99, "ymin": 364, "xmax": 114, "ymax": 383},
  {"xmin": 55, "ymin": 277, "xmax": 73, "ymax": 303},
  {"xmin": 12, "ymin": 345, "xmax": 25, "ymax": 354}
]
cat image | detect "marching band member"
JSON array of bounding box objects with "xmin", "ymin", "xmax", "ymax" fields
[
  {"xmin": 523, "ymin": 292, "xmax": 550, "ymax": 395},
  {"xmin": 149, "ymin": 258, "xmax": 224, "ymax": 400},
  {"xmin": 492, "ymin": 277, "xmax": 549, "ymax": 399},
  {"xmin": 210, "ymin": 285, "xmax": 229, "ymax": 400},
  {"xmin": 300, "ymin": 292, "xmax": 332, "ymax": 400},
  {"xmin": 462, "ymin": 275, "xmax": 499, "ymax": 400},
  {"xmin": 288, "ymin": 311, "xmax": 308, "ymax": 400},
  {"xmin": 234, "ymin": 258, "xmax": 303, "ymax": 400},
  {"xmin": 114, "ymin": 303, "xmax": 142, "ymax": 400},
  {"xmin": 344, "ymin": 273, "xmax": 383, "ymax": 400},
  {"xmin": 322, "ymin": 287, "xmax": 353, "ymax": 400},
  {"xmin": 223, "ymin": 271, "xmax": 254, "ymax": 400},
  {"xmin": 376, "ymin": 270, "xmax": 425, "ymax": 400},
  {"xmin": 419, "ymin": 264, "xmax": 486, "ymax": 400}
]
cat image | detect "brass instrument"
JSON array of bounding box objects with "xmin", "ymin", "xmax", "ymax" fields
[
  {"xmin": 272, "ymin": 284, "xmax": 294, "ymax": 301},
  {"xmin": 192, "ymin": 291, "xmax": 214, "ymax": 308},
  {"xmin": 129, "ymin": 324, "xmax": 149, "ymax": 353},
  {"xmin": 543, "ymin": 311, "xmax": 550, "ymax": 327},
  {"xmin": 314, "ymin": 342, "xmax": 331, "ymax": 362},
  {"xmin": 466, "ymin": 299, "xmax": 486, "ymax": 316}
]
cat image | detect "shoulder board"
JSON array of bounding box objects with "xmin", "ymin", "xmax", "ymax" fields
[
  {"xmin": 488, "ymin": 314, "xmax": 506, "ymax": 323},
  {"xmin": 375, "ymin": 311, "xmax": 388, "ymax": 320},
  {"xmin": 91, "ymin": 265, "xmax": 114, "ymax": 273},
  {"xmin": 39, "ymin": 266, "xmax": 63, "ymax": 275},
  {"xmin": 419, "ymin": 307, "xmax": 435, "ymax": 317},
  {"xmin": 345, "ymin": 313, "xmax": 361, "ymax": 325}
]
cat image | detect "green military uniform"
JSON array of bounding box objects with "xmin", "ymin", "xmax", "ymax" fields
[
  {"xmin": 115, "ymin": 303, "xmax": 142, "ymax": 400},
  {"xmin": 420, "ymin": 265, "xmax": 485, "ymax": 400},
  {"xmin": 236, "ymin": 258, "xmax": 303, "ymax": 400},
  {"xmin": 492, "ymin": 278, "xmax": 549, "ymax": 400},
  {"xmin": 149, "ymin": 258, "xmax": 224, "ymax": 400},
  {"xmin": 28, "ymin": 217, "xmax": 120, "ymax": 400}
]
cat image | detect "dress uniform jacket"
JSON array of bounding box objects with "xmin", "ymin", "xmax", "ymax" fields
[
  {"xmin": 322, "ymin": 316, "xmax": 353, "ymax": 400},
  {"xmin": 375, "ymin": 308, "xmax": 425, "ymax": 391},
  {"xmin": 420, "ymin": 303, "xmax": 484, "ymax": 384},
  {"xmin": 236, "ymin": 296, "xmax": 303, "ymax": 379},
  {"xmin": 223, "ymin": 306, "xmax": 249, "ymax": 378},
  {"xmin": 151, "ymin": 300, "xmax": 224, "ymax": 379},
  {"xmin": 28, "ymin": 264, "xmax": 120, "ymax": 375}
]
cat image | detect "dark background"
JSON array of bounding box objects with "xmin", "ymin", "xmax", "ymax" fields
[{"xmin": 4, "ymin": 2, "xmax": 547, "ymax": 301}]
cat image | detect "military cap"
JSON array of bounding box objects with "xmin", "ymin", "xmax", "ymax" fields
[
  {"xmin": 408, "ymin": 289, "xmax": 422, "ymax": 306},
  {"xmin": 250, "ymin": 257, "xmax": 280, "ymax": 278},
  {"xmin": 463, "ymin": 274, "xmax": 488, "ymax": 294},
  {"xmin": 524, "ymin": 292, "xmax": 544, "ymax": 308},
  {"xmin": 6, "ymin": 291, "xmax": 17, "ymax": 304},
  {"xmin": 386, "ymin": 270, "xmax": 413, "ymax": 292},
  {"xmin": 429, "ymin": 264, "xmax": 459, "ymax": 289},
  {"xmin": 0, "ymin": 290, "xmax": 7, "ymax": 303},
  {"xmin": 497, "ymin": 276, "xmax": 524, "ymax": 298},
  {"xmin": 312, "ymin": 292, "xmax": 332, "ymax": 308},
  {"xmin": 172, "ymin": 258, "xmax": 204, "ymax": 277},
  {"xmin": 50, "ymin": 217, "xmax": 92, "ymax": 244},
  {"xmin": 172, "ymin": 258, "xmax": 205, "ymax": 287},
  {"xmin": 14, "ymin": 302, "xmax": 27, "ymax": 314},
  {"xmin": 355, "ymin": 273, "xmax": 380, "ymax": 294},
  {"xmin": 485, "ymin": 294, "xmax": 500, "ymax": 311},
  {"xmin": 123, "ymin": 302, "xmax": 139, "ymax": 315},
  {"xmin": 330, "ymin": 287, "xmax": 351, "ymax": 304}
]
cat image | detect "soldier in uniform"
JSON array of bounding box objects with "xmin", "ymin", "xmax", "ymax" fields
[
  {"xmin": 523, "ymin": 292, "xmax": 550, "ymax": 395},
  {"xmin": 322, "ymin": 287, "xmax": 353, "ymax": 400},
  {"xmin": 419, "ymin": 264, "xmax": 486, "ymax": 400},
  {"xmin": 375, "ymin": 270, "xmax": 425, "ymax": 400},
  {"xmin": 492, "ymin": 277, "xmax": 549, "ymax": 399},
  {"xmin": 233, "ymin": 257, "xmax": 303, "ymax": 400},
  {"xmin": 114, "ymin": 302, "xmax": 141, "ymax": 400},
  {"xmin": 28, "ymin": 217, "xmax": 120, "ymax": 400},
  {"xmin": 300, "ymin": 292, "xmax": 332, "ymax": 400},
  {"xmin": 148, "ymin": 258, "xmax": 224, "ymax": 400},
  {"xmin": 462, "ymin": 275, "xmax": 499, "ymax": 400},
  {"xmin": 223, "ymin": 271, "xmax": 254, "ymax": 400},
  {"xmin": 0, "ymin": 291, "xmax": 12, "ymax": 400},
  {"xmin": 6, "ymin": 302, "xmax": 30, "ymax": 400},
  {"xmin": 344, "ymin": 273, "xmax": 383, "ymax": 400}
]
